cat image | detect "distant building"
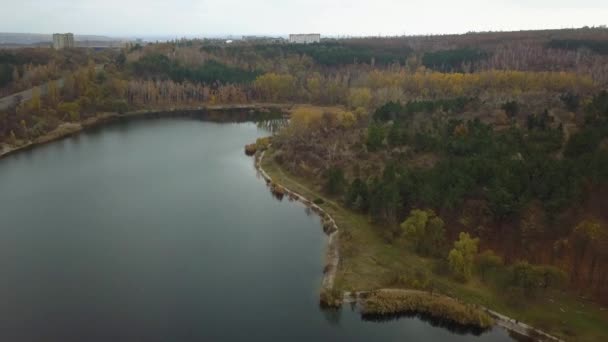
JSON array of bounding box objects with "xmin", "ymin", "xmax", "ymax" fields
[
  {"xmin": 289, "ymin": 34, "xmax": 321, "ymax": 44},
  {"xmin": 52, "ymin": 33, "xmax": 74, "ymax": 49}
]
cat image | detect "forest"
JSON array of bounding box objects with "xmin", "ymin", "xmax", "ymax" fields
[{"xmin": 1, "ymin": 28, "xmax": 608, "ymax": 332}]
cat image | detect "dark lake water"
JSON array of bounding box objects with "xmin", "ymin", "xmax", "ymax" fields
[{"xmin": 0, "ymin": 117, "xmax": 518, "ymax": 341}]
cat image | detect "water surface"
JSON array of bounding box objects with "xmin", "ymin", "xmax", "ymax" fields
[{"xmin": 0, "ymin": 117, "xmax": 517, "ymax": 341}]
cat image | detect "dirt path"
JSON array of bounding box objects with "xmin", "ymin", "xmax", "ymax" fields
[
  {"xmin": 260, "ymin": 155, "xmax": 565, "ymax": 342},
  {"xmin": 0, "ymin": 78, "xmax": 64, "ymax": 111},
  {"xmin": 344, "ymin": 289, "xmax": 563, "ymax": 341},
  {"xmin": 0, "ymin": 66, "xmax": 105, "ymax": 111}
]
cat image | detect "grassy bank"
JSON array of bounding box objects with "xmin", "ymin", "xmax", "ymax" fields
[
  {"xmin": 261, "ymin": 147, "xmax": 608, "ymax": 342},
  {"xmin": 361, "ymin": 289, "xmax": 494, "ymax": 329}
]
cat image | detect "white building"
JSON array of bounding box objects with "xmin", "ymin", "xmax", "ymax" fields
[
  {"xmin": 289, "ymin": 34, "xmax": 321, "ymax": 44},
  {"xmin": 52, "ymin": 33, "xmax": 74, "ymax": 49}
]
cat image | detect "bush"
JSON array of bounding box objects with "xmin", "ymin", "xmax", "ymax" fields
[
  {"xmin": 319, "ymin": 288, "xmax": 343, "ymax": 308},
  {"xmin": 391, "ymin": 268, "xmax": 431, "ymax": 290},
  {"xmin": 244, "ymin": 143, "xmax": 257, "ymax": 156},
  {"xmin": 269, "ymin": 182, "xmax": 286, "ymax": 200},
  {"xmin": 504, "ymin": 261, "xmax": 566, "ymax": 297}
]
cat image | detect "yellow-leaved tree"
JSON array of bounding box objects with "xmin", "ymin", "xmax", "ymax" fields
[{"xmin": 448, "ymin": 232, "xmax": 480, "ymax": 282}]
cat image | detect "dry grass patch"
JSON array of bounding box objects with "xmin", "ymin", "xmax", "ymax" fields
[{"xmin": 362, "ymin": 289, "xmax": 494, "ymax": 329}]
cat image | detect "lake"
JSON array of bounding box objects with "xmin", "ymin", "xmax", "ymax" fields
[{"xmin": 0, "ymin": 116, "xmax": 519, "ymax": 341}]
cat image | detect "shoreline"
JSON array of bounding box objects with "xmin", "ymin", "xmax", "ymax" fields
[
  {"xmin": 256, "ymin": 148, "xmax": 564, "ymax": 341},
  {"xmin": 254, "ymin": 149, "xmax": 340, "ymax": 296},
  {"xmin": 0, "ymin": 103, "xmax": 292, "ymax": 160},
  {"xmin": 0, "ymin": 108, "xmax": 564, "ymax": 341}
]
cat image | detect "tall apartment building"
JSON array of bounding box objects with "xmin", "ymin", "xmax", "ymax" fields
[
  {"xmin": 288, "ymin": 34, "xmax": 321, "ymax": 44},
  {"xmin": 52, "ymin": 33, "xmax": 75, "ymax": 49}
]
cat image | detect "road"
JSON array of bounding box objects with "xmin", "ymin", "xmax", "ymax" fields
[
  {"xmin": 0, "ymin": 78, "xmax": 65, "ymax": 111},
  {"xmin": 0, "ymin": 65, "xmax": 103, "ymax": 111}
]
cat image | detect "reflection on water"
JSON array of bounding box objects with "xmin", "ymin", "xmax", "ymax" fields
[
  {"xmin": 362, "ymin": 311, "xmax": 487, "ymax": 336},
  {"xmin": 256, "ymin": 118, "xmax": 289, "ymax": 133},
  {"xmin": 0, "ymin": 117, "xmax": 517, "ymax": 342}
]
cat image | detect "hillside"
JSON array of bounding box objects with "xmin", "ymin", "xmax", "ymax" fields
[{"xmin": 1, "ymin": 30, "xmax": 608, "ymax": 340}]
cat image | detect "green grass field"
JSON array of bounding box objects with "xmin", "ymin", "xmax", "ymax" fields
[{"xmin": 261, "ymin": 148, "xmax": 608, "ymax": 342}]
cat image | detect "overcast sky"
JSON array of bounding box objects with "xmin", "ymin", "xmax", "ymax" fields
[{"xmin": 1, "ymin": 0, "xmax": 607, "ymax": 37}]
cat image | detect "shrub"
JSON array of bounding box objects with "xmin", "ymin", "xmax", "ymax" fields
[
  {"xmin": 401, "ymin": 209, "xmax": 446, "ymax": 257},
  {"xmin": 319, "ymin": 288, "xmax": 343, "ymax": 308},
  {"xmin": 244, "ymin": 143, "xmax": 257, "ymax": 156},
  {"xmin": 269, "ymin": 182, "xmax": 286, "ymax": 200}
]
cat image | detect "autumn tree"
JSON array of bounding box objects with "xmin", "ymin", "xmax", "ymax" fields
[
  {"xmin": 401, "ymin": 209, "xmax": 446, "ymax": 257},
  {"xmin": 570, "ymin": 219, "xmax": 608, "ymax": 287},
  {"xmin": 30, "ymin": 86, "xmax": 41, "ymax": 112},
  {"xmin": 253, "ymin": 73, "xmax": 295, "ymax": 102},
  {"xmin": 306, "ymin": 74, "xmax": 323, "ymax": 103},
  {"xmin": 286, "ymin": 106, "xmax": 325, "ymax": 135},
  {"xmin": 348, "ymin": 87, "xmax": 372, "ymax": 110},
  {"xmin": 508, "ymin": 261, "xmax": 543, "ymax": 297},
  {"xmin": 58, "ymin": 102, "xmax": 80, "ymax": 122},
  {"xmin": 448, "ymin": 232, "xmax": 479, "ymax": 281},
  {"xmin": 47, "ymin": 80, "xmax": 59, "ymax": 107}
]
